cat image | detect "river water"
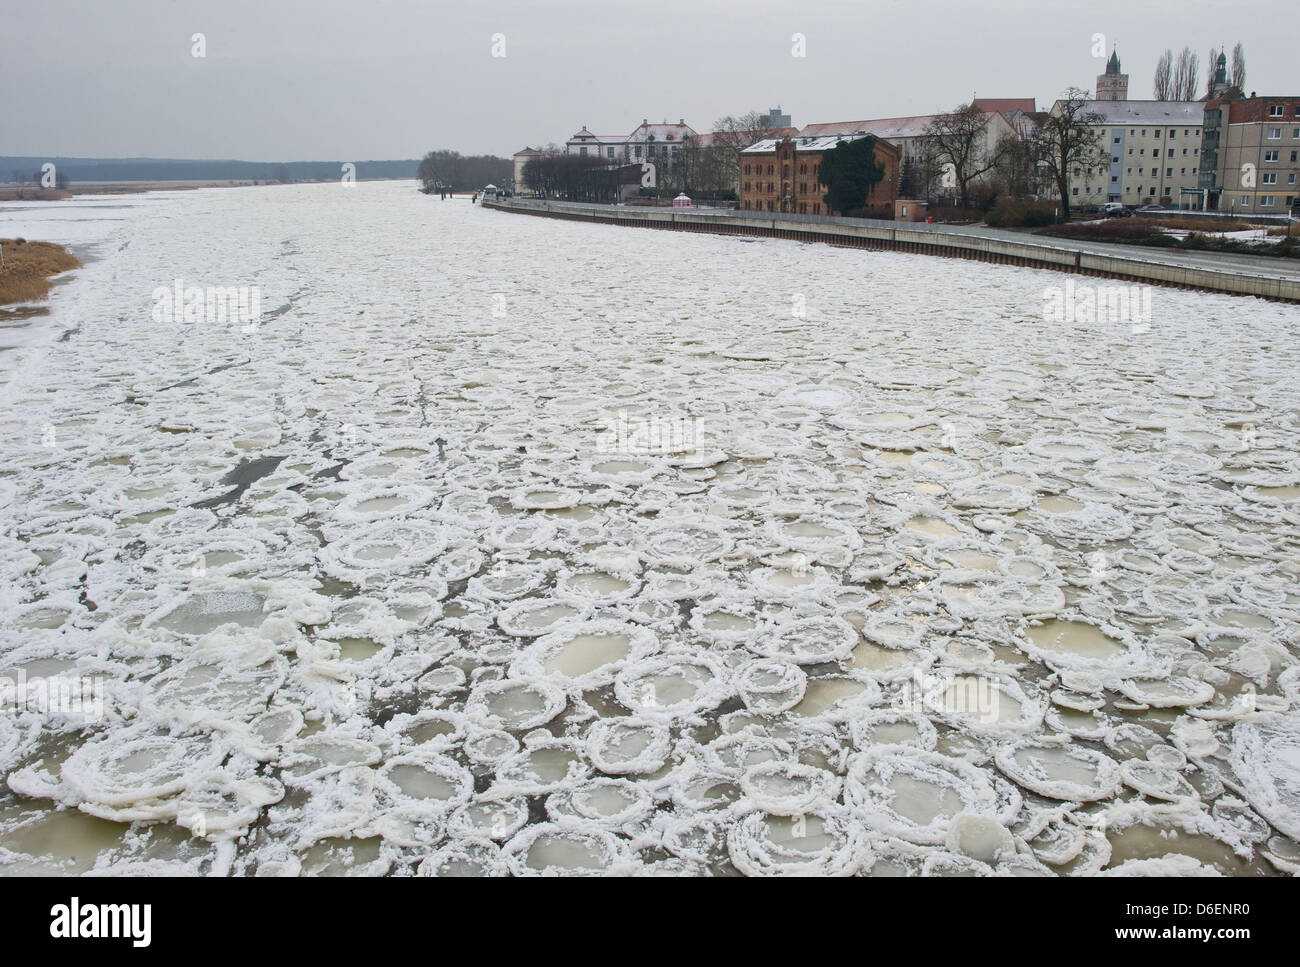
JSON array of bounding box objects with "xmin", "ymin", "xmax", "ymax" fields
[{"xmin": 1, "ymin": 181, "xmax": 1298, "ymax": 875}]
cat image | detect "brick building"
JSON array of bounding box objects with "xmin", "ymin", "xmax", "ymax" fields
[
  {"xmin": 739, "ymin": 134, "xmax": 901, "ymax": 215},
  {"xmin": 1202, "ymin": 95, "xmax": 1300, "ymax": 213}
]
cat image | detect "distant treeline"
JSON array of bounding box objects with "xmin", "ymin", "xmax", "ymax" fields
[
  {"xmin": 1, "ymin": 157, "xmax": 420, "ymax": 183},
  {"xmin": 417, "ymin": 151, "xmax": 513, "ymax": 193}
]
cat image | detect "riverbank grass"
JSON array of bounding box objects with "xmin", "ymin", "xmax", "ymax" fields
[{"xmin": 0, "ymin": 238, "xmax": 82, "ymax": 305}]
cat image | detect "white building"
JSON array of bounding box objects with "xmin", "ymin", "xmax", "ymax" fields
[
  {"xmin": 565, "ymin": 119, "xmax": 698, "ymax": 166},
  {"xmin": 1052, "ymin": 100, "xmax": 1206, "ymax": 207}
]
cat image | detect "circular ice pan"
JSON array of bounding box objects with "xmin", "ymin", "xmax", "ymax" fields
[{"xmin": 465, "ymin": 677, "xmax": 567, "ymax": 731}]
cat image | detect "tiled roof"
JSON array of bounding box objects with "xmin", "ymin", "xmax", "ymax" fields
[{"xmin": 971, "ymin": 97, "xmax": 1036, "ymax": 113}]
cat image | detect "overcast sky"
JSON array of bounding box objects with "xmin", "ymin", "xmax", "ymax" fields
[{"xmin": 1, "ymin": 0, "xmax": 1291, "ymax": 161}]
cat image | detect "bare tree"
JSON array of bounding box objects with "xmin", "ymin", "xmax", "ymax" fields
[
  {"xmin": 1231, "ymin": 43, "xmax": 1246, "ymax": 91},
  {"xmin": 922, "ymin": 104, "xmax": 1005, "ymax": 208},
  {"xmin": 1172, "ymin": 47, "xmax": 1199, "ymax": 101},
  {"xmin": 1205, "ymin": 47, "xmax": 1217, "ymax": 97},
  {"xmin": 1039, "ymin": 88, "xmax": 1104, "ymax": 221},
  {"xmin": 703, "ymin": 111, "xmax": 790, "ymax": 197},
  {"xmin": 1153, "ymin": 50, "xmax": 1173, "ymax": 100}
]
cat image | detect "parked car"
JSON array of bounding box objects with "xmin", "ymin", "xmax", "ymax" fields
[{"xmin": 1100, "ymin": 203, "xmax": 1133, "ymax": 218}]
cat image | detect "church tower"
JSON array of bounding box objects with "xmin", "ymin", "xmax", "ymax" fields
[
  {"xmin": 1208, "ymin": 49, "xmax": 1231, "ymax": 99},
  {"xmin": 1096, "ymin": 49, "xmax": 1128, "ymax": 101}
]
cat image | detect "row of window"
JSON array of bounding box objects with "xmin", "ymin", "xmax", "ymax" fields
[
  {"xmin": 1263, "ymin": 150, "xmax": 1300, "ymax": 162},
  {"xmin": 742, "ymin": 200, "xmax": 825, "ymax": 214},
  {"xmin": 1118, "ymin": 147, "xmax": 1199, "ymax": 157},
  {"xmin": 1102, "ymin": 127, "xmax": 1200, "ymax": 139},
  {"xmin": 741, "ymin": 163, "xmax": 821, "ymax": 177},
  {"xmin": 574, "ymin": 144, "xmax": 679, "ymax": 158}
]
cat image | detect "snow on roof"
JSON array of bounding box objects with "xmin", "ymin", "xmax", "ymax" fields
[
  {"xmin": 628, "ymin": 121, "xmax": 697, "ymax": 142},
  {"xmin": 1070, "ymin": 100, "xmax": 1207, "ymax": 124},
  {"xmin": 742, "ymin": 133, "xmax": 875, "ymax": 153},
  {"xmin": 797, "ymin": 116, "xmax": 936, "ymax": 140}
]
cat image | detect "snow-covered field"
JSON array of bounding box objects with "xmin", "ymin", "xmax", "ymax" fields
[{"xmin": 1, "ymin": 180, "xmax": 1299, "ymax": 876}]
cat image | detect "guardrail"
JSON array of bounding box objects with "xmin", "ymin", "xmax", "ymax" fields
[{"xmin": 481, "ymin": 197, "xmax": 1300, "ymax": 302}]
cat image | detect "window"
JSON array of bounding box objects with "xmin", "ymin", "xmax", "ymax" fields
[
  {"xmin": 1072, "ymin": 186, "xmax": 1079, "ymax": 196},
  {"xmin": 1263, "ymin": 172, "xmax": 1277, "ymax": 184},
  {"xmin": 1266, "ymin": 151, "xmax": 1279, "ymax": 162},
  {"xmin": 1267, "ymin": 127, "xmax": 1281, "ymax": 139},
  {"xmin": 607, "ymin": 146, "xmax": 614, "ymax": 157},
  {"xmin": 1168, "ymin": 129, "xmax": 1175, "ymax": 137},
  {"xmin": 1293, "ymin": 128, "xmax": 1300, "ymax": 139},
  {"xmin": 1292, "ymin": 151, "xmax": 1299, "ymax": 162},
  {"xmin": 1290, "ymin": 174, "xmax": 1297, "ymax": 185},
  {"xmin": 579, "ymin": 146, "xmax": 587, "ymax": 156},
  {"xmin": 1270, "ymin": 105, "xmax": 1284, "ymax": 117},
  {"xmin": 1181, "ymin": 168, "xmax": 1186, "ymax": 175},
  {"xmin": 1167, "ymin": 168, "xmax": 1173, "ymax": 176},
  {"xmin": 1261, "ymin": 195, "xmax": 1276, "ymax": 206},
  {"xmin": 1241, "ymin": 196, "xmax": 1250, "ymax": 206}
]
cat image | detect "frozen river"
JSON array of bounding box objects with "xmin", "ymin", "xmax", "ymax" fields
[{"xmin": 1, "ymin": 180, "xmax": 1299, "ymax": 875}]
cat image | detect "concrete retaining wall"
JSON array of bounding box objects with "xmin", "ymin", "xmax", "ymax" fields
[{"xmin": 482, "ymin": 197, "xmax": 1300, "ymax": 302}]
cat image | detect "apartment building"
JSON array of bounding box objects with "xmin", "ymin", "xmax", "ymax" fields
[
  {"xmin": 1053, "ymin": 100, "xmax": 1205, "ymax": 207},
  {"xmin": 1202, "ymin": 96, "xmax": 1300, "ymax": 214}
]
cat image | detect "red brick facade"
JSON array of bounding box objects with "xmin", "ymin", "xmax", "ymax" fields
[{"xmin": 739, "ymin": 136, "xmax": 900, "ymax": 216}]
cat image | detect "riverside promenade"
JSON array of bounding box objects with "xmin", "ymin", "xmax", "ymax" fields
[{"xmin": 482, "ymin": 196, "xmax": 1300, "ymax": 302}]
